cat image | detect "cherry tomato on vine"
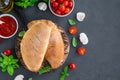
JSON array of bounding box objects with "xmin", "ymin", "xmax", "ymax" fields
[
  {"xmin": 4, "ymin": 49, "xmax": 12, "ymax": 56},
  {"xmin": 77, "ymin": 47, "xmax": 86, "ymax": 55},
  {"xmin": 69, "ymin": 63, "xmax": 76, "ymax": 70},
  {"xmin": 68, "ymin": 26, "xmax": 77, "ymax": 35}
]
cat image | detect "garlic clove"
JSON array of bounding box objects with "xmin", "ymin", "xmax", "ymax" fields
[
  {"xmin": 79, "ymin": 33, "xmax": 88, "ymax": 45},
  {"xmin": 14, "ymin": 74, "xmax": 24, "ymax": 80},
  {"xmin": 38, "ymin": 2, "xmax": 47, "ymax": 11},
  {"xmin": 76, "ymin": 12, "xmax": 86, "ymax": 22}
]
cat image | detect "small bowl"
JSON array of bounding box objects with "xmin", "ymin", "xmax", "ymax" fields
[
  {"xmin": 49, "ymin": 0, "xmax": 75, "ymax": 17},
  {"xmin": 0, "ymin": 14, "xmax": 18, "ymax": 39}
]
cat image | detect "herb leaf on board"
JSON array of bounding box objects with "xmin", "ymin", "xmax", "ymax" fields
[
  {"xmin": 68, "ymin": 19, "xmax": 76, "ymax": 25},
  {"xmin": 72, "ymin": 37, "xmax": 78, "ymax": 47}
]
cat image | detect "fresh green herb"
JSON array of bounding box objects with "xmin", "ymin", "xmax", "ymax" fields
[
  {"xmin": 0, "ymin": 53, "xmax": 19, "ymax": 76},
  {"xmin": 15, "ymin": 0, "xmax": 38, "ymax": 8},
  {"xmin": 18, "ymin": 31, "xmax": 26, "ymax": 37},
  {"xmin": 60, "ymin": 66, "xmax": 69, "ymax": 80},
  {"xmin": 43, "ymin": 0, "xmax": 49, "ymax": 3},
  {"xmin": 39, "ymin": 66, "xmax": 51, "ymax": 75},
  {"xmin": 68, "ymin": 19, "xmax": 76, "ymax": 25},
  {"xmin": 72, "ymin": 37, "xmax": 77, "ymax": 47},
  {"xmin": 28, "ymin": 77, "xmax": 33, "ymax": 80}
]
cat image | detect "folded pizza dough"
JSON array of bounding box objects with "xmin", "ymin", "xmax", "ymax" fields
[
  {"xmin": 21, "ymin": 20, "xmax": 64, "ymax": 72},
  {"xmin": 21, "ymin": 22, "xmax": 52, "ymax": 72}
]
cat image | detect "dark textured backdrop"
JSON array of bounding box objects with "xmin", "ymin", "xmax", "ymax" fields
[{"xmin": 0, "ymin": 0, "xmax": 120, "ymax": 80}]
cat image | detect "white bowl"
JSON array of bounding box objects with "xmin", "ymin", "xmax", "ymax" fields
[
  {"xmin": 49, "ymin": 0, "xmax": 75, "ymax": 17},
  {"xmin": 0, "ymin": 14, "xmax": 18, "ymax": 39}
]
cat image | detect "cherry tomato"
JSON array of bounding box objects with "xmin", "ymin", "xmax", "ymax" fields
[
  {"xmin": 68, "ymin": 1, "xmax": 73, "ymax": 8},
  {"xmin": 52, "ymin": 2, "xmax": 59, "ymax": 7},
  {"xmin": 58, "ymin": 5, "xmax": 65, "ymax": 12},
  {"xmin": 63, "ymin": 1, "xmax": 69, "ymax": 6},
  {"xmin": 68, "ymin": 26, "xmax": 77, "ymax": 35},
  {"xmin": 58, "ymin": 0, "xmax": 64, "ymax": 3},
  {"xmin": 52, "ymin": 7, "xmax": 57, "ymax": 12},
  {"xmin": 77, "ymin": 47, "xmax": 86, "ymax": 55},
  {"xmin": 56, "ymin": 10, "xmax": 61, "ymax": 15},
  {"xmin": 64, "ymin": 7, "xmax": 70, "ymax": 14},
  {"xmin": 69, "ymin": 63, "xmax": 76, "ymax": 70},
  {"xmin": 4, "ymin": 49, "xmax": 12, "ymax": 56},
  {"xmin": 51, "ymin": 0, "xmax": 56, "ymax": 3}
]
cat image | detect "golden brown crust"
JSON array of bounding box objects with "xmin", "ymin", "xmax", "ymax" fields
[
  {"xmin": 27, "ymin": 20, "xmax": 64, "ymax": 69},
  {"xmin": 21, "ymin": 22, "xmax": 52, "ymax": 72},
  {"xmin": 20, "ymin": 20, "xmax": 65, "ymax": 72}
]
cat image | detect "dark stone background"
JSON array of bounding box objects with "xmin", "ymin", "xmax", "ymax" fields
[{"xmin": 0, "ymin": 0, "xmax": 120, "ymax": 80}]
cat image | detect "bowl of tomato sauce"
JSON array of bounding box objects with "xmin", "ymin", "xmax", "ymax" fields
[
  {"xmin": 0, "ymin": 14, "xmax": 18, "ymax": 39},
  {"xmin": 49, "ymin": 0, "xmax": 75, "ymax": 17}
]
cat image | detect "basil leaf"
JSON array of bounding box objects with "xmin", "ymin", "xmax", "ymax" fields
[
  {"xmin": 72, "ymin": 37, "xmax": 77, "ymax": 47},
  {"xmin": 2, "ymin": 68, "xmax": 7, "ymax": 72},
  {"xmin": 28, "ymin": 78, "xmax": 33, "ymax": 80},
  {"xmin": 63, "ymin": 66, "xmax": 68, "ymax": 73},
  {"xmin": 2, "ymin": 54, "xmax": 9, "ymax": 61},
  {"xmin": 43, "ymin": 0, "xmax": 49, "ymax": 3},
  {"xmin": 7, "ymin": 66, "xmax": 14, "ymax": 76},
  {"xmin": 9, "ymin": 55, "xmax": 13, "ymax": 60},
  {"xmin": 18, "ymin": 31, "xmax": 26, "ymax": 37},
  {"xmin": 68, "ymin": 19, "xmax": 76, "ymax": 25},
  {"xmin": 39, "ymin": 66, "xmax": 51, "ymax": 75},
  {"xmin": 0, "ymin": 63, "xmax": 6, "ymax": 68},
  {"xmin": 0, "ymin": 57, "xmax": 3, "ymax": 62}
]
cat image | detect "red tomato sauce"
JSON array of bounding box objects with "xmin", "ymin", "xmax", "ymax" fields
[{"xmin": 0, "ymin": 16, "xmax": 17, "ymax": 37}]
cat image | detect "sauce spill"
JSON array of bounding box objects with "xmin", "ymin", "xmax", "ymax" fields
[
  {"xmin": 0, "ymin": 38, "xmax": 3, "ymax": 43},
  {"xmin": 0, "ymin": 16, "xmax": 17, "ymax": 37}
]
